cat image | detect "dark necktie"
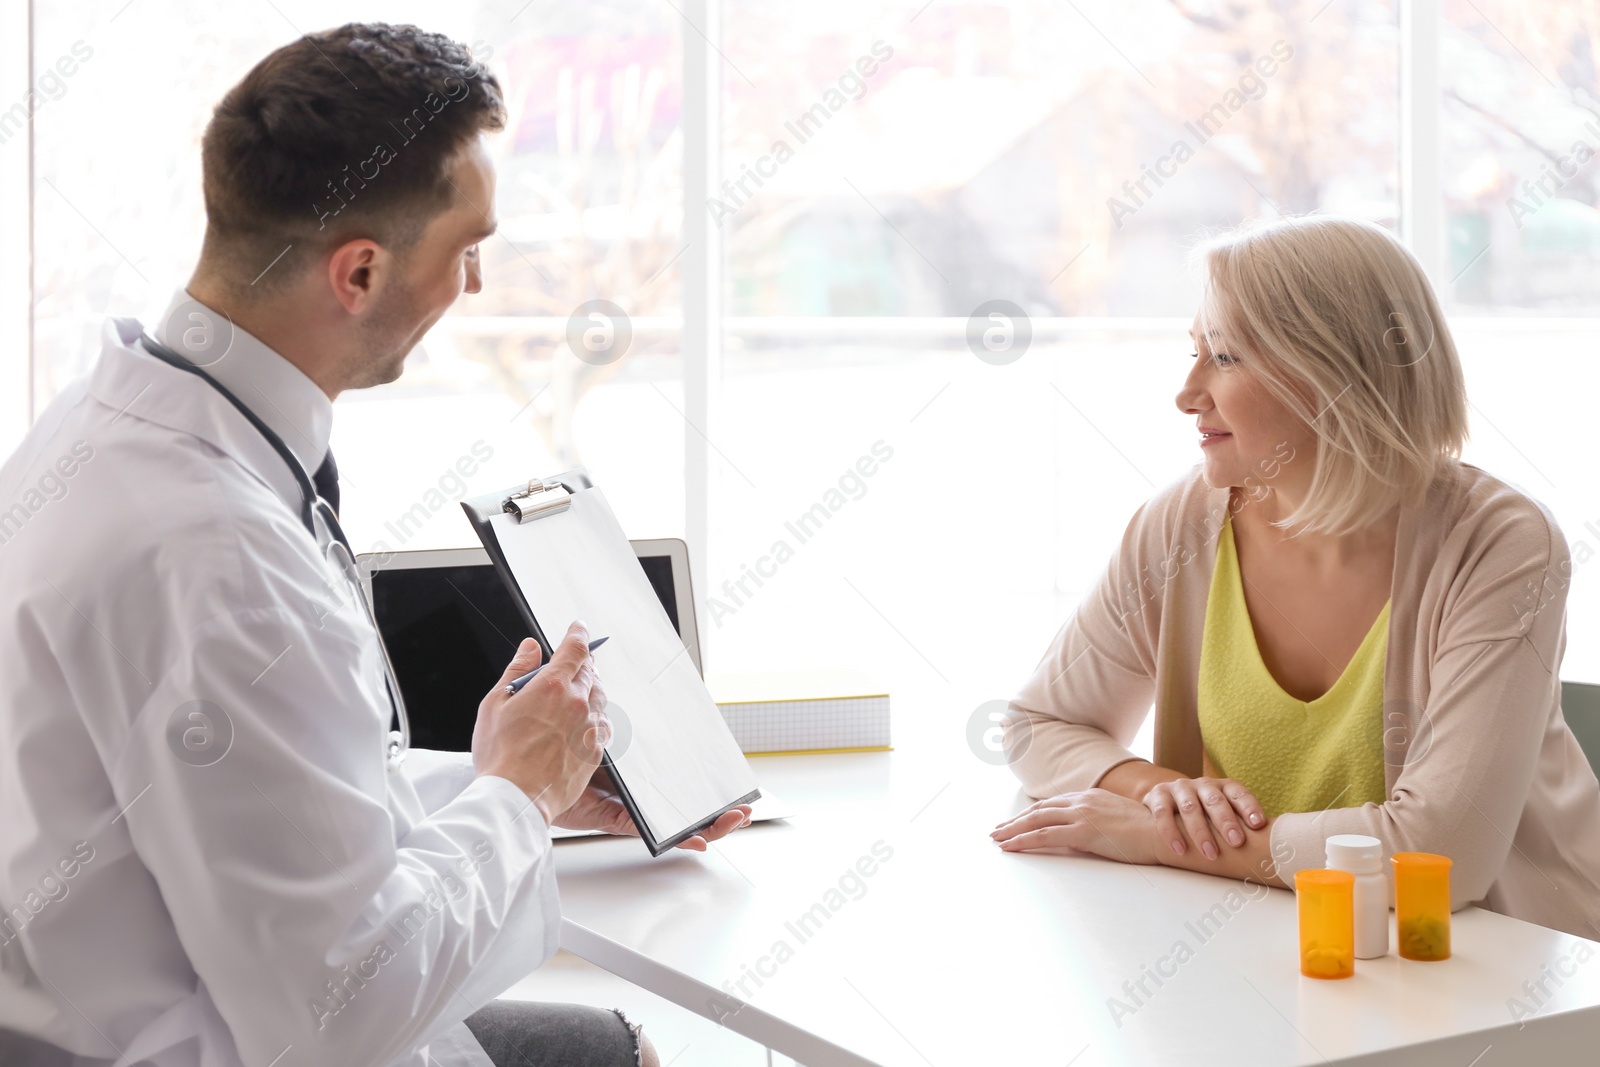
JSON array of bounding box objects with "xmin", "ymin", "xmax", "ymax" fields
[{"xmin": 313, "ymin": 450, "xmax": 340, "ymax": 516}]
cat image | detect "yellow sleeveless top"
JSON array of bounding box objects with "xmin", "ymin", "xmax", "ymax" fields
[{"xmin": 1196, "ymin": 513, "xmax": 1389, "ymax": 818}]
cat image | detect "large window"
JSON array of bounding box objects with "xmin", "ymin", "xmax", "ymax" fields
[
  {"xmin": 11, "ymin": 0, "xmax": 1600, "ymax": 730},
  {"xmin": 707, "ymin": 2, "xmax": 1408, "ymax": 722}
]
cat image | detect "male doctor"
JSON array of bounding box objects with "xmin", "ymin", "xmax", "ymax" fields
[{"xmin": 0, "ymin": 22, "xmax": 748, "ymax": 1067}]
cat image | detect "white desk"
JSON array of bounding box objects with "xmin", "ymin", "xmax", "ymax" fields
[{"xmin": 548, "ymin": 751, "xmax": 1600, "ymax": 1065}]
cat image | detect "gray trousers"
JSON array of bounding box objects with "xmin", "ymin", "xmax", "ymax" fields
[
  {"xmin": 0, "ymin": 1003, "xmax": 644, "ymax": 1067},
  {"xmin": 464, "ymin": 1000, "xmax": 644, "ymax": 1066}
]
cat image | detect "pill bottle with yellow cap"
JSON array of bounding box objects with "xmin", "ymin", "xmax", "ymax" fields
[{"xmin": 1295, "ymin": 868, "xmax": 1355, "ymax": 979}]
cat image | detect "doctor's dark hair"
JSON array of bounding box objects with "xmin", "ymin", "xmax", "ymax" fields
[{"xmin": 196, "ymin": 22, "xmax": 505, "ymax": 293}]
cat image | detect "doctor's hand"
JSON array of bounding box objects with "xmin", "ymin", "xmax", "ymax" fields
[
  {"xmin": 472, "ymin": 622, "xmax": 610, "ymax": 828},
  {"xmin": 553, "ymin": 765, "xmax": 753, "ymax": 851}
]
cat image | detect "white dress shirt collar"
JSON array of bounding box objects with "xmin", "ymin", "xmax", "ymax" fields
[{"xmin": 152, "ymin": 288, "xmax": 334, "ymax": 476}]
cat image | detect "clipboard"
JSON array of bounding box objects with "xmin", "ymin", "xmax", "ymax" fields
[{"xmin": 462, "ymin": 469, "xmax": 760, "ymax": 855}]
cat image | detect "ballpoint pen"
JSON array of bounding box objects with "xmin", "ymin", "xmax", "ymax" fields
[{"xmin": 503, "ymin": 636, "xmax": 609, "ymax": 695}]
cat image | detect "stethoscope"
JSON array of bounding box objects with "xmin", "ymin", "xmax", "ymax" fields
[{"xmin": 137, "ymin": 332, "xmax": 411, "ymax": 765}]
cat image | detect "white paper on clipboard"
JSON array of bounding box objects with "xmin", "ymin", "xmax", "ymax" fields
[{"xmin": 486, "ymin": 487, "xmax": 759, "ymax": 849}]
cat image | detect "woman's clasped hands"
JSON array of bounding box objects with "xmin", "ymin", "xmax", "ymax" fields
[{"xmin": 989, "ymin": 775, "xmax": 1266, "ymax": 865}]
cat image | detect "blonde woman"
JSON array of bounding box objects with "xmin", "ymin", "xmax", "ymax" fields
[{"xmin": 990, "ymin": 215, "xmax": 1600, "ymax": 939}]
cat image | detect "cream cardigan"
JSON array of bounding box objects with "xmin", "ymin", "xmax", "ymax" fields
[{"xmin": 1003, "ymin": 460, "xmax": 1600, "ymax": 939}]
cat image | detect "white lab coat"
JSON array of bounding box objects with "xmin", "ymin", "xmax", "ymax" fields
[{"xmin": 0, "ymin": 306, "xmax": 559, "ymax": 1067}]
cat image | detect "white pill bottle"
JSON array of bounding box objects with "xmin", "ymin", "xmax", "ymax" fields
[{"xmin": 1326, "ymin": 834, "xmax": 1389, "ymax": 959}]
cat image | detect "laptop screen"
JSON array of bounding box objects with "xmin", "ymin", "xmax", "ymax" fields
[{"xmin": 370, "ymin": 554, "xmax": 681, "ymax": 751}]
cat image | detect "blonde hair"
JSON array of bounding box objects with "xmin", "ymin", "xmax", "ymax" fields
[{"xmin": 1192, "ymin": 214, "xmax": 1469, "ymax": 537}]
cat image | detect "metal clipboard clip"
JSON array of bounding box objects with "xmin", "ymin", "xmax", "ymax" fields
[{"xmin": 501, "ymin": 479, "xmax": 573, "ymax": 523}]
